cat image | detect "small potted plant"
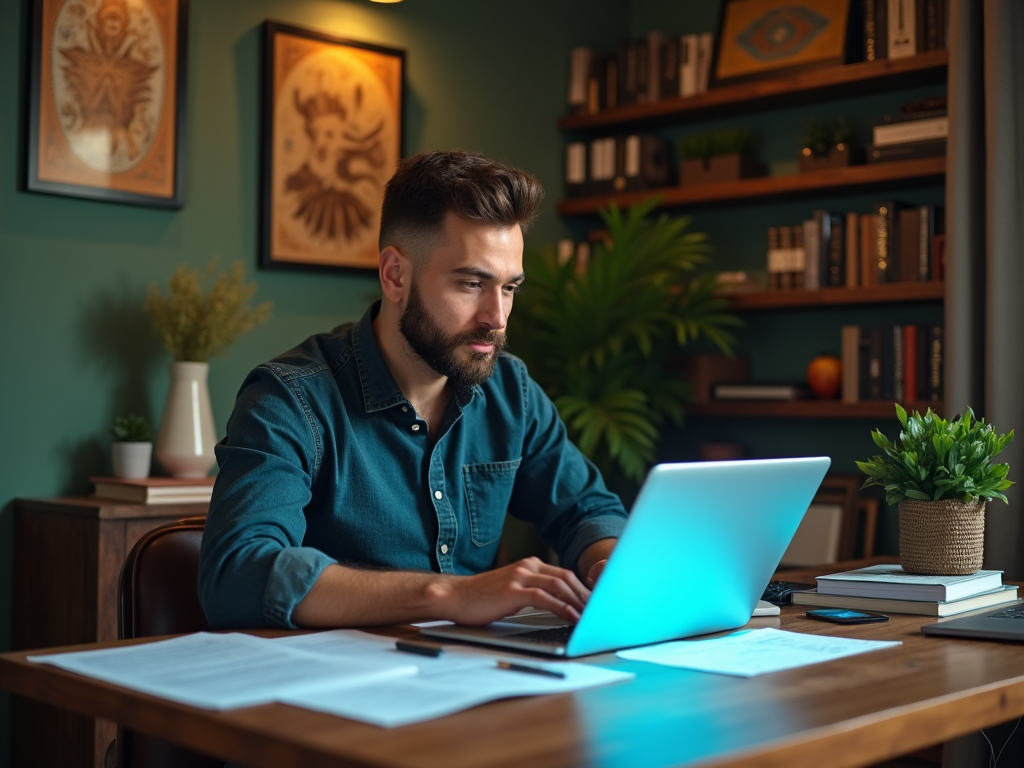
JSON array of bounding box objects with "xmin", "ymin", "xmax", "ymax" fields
[
  {"xmin": 110, "ymin": 415, "xmax": 154, "ymax": 479},
  {"xmin": 857, "ymin": 405, "xmax": 1014, "ymax": 575},
  {"xmin": 678, "ymin": 129, "xmax": 763, "ymax": 186},
  {"xmin": 798, "ymin": 117, "xmax": 860, "ymax": 172}
]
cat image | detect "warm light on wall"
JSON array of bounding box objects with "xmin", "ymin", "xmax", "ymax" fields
[{"xmin": 369, "ymin": 0, "xmax": 403, "ymax": 3}]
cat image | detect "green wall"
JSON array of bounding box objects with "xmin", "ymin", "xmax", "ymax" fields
[{"xmin": 0, "ymin": 0, "xmax": 627, "ymax": 758}]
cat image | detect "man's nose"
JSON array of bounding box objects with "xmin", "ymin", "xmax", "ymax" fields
[{"xmin": 478, "ymin": 287, "xmax": 509, "ymax": 330}]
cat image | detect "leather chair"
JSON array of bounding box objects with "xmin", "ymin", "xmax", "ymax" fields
[{"xmin": 114, "ymin": 517, "xmax": 223, "ymax": 768}]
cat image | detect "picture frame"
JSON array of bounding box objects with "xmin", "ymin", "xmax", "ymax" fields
[
  {"xmin": 261, "ymin": 21, "xmax": 405, "ymax": 273},
  {"xmin": 25, "ymin": 0, "xmax": 189, "ymax": 208},
  {"xmin": 710, "ymin": 0, "xmax": 857, "ymax": 88}
]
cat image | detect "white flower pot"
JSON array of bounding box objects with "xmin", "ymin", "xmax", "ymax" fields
[
  {"xmin": 111, "ymin": 442, "xmax": 153, "ymax": 479},
  {"xmin": 155, "ymin": 361, "xmax": 217, "ymax": 478}
]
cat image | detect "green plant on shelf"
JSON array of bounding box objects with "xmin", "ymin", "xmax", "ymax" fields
[
  {"xmin": 677, "ymin": 128, "xmax": 756, "ymax": 160},
  {"xmin": 110, "ymin": 415, "xmax": 153, "ymax": 443},
  {"xmin": 799, "ymin": 116, "xmax": 853, "ymax": 157},
  {"xmin": 509, "ymin": 198, "xmax": 741, "ymax": 486},
  {"xmin": 856, "ymin": 405, "xmax": 1014, "ymax": 505}
]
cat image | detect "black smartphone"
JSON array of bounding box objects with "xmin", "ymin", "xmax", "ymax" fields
[{"xmin": 805, "ymin": 608, "xmax": 889, "ymax": 624}]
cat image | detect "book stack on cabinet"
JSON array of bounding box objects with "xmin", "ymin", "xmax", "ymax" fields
[{"xmin": 793, "ymin": 564, "xmax": 1018, "ymax": 617}]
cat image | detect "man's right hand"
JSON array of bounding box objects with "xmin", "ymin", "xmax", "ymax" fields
[{"xmin": 427, "ymin": 557, "xmax": 590, "ymax": 626}]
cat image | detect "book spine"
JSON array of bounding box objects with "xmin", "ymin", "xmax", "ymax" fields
[
  {"xmin": 620, "ymin": 41, "xmax": 638, "ymax": 106},
  {"xmin": 827, "ymin": 214, "xmax": 844, "ymax": 287},
  {"xmin": 893, "ymin": 325, "xmax": 904, "ymax": 403},
  {"xmin": 640, "ymin": 134, "xmax": 670, "ymax": 188},
  {"xmin": 778, "ymin": 226, "xmax": 794, "ymax": 290},
  {"xmin": 928, "ymin": 325, "xmax": 944, "ymax": 400},
  {"xmin": 876, "ymin": 0, "xmax": 889, "ymax": 58},
  {"xmin": 881, "ymin": 324, "xmax": 895, "ymax": 401},
  {"xmin": 767, "ymin": 226, "xmax": 782, "ymax": 290},
  {"xmin": 860, "ymin": 213, "xmax": 877, "ymax": 286},
  {"xmin": 925, "ymin": 0, "xmax": 940, "ymax": 50},
  {"xmin": 565, "ymin": 142, "xmax": 587, "ymax": 197},
  {"xmin": 918, "ymin": 205, "xmax": 933, "ymax": 280},
  {"xmin": 696, "ymin": 33, "xmax": 713, "ymax": 93},
  {"xmin": 868, "ymin": 326, "xmax": 883, "ymax": 399},
  {"xmin": 842, "ymin": 325, "xmax": 861, "ymax": 402},
  {"xmin": 899, "ymin": 207, "xmax": 921, "ymax": 283},
  {"xmin": 876, "ymin": 201, "xmax": 897, "ymax": 283},
  {"xmin": 604, "ymin": 55, "xmax": 618, "ymax": 111},
  {"xmin": 864, "ymin": 0, "xmax": 878, "ymax": 60},
  {"xmin": 904, "ymin": 324, "xmax": 919, "ymax": 402},
  {"xmin": 932, "ymin": 233, "xmax": 946, "ymax": 281},
  {"xmin": 888, "ymin": 0, "xmax": 917, "ymax": 59},
  {"xmin": 803, "ymin": 218, "xmax": 821, "ymax": 290},
  {"xmin": 646, "ymin": 32, "xmax": 662, "ymax": 104},
  {"xmin": 845, "ymin": 212, "xmax": 860, "ymax": 288},
  {"xmin": 815, "ymin": 210, "xmax": 831, "ymax": 289},
  {"xmin": 624, "ymin": 134, "xmax": 641, "ymax": 191},
  {"xmin": 660, "ymin": 37, "xmax": 679, "ymax": 100},
  {"xmin": 918, "ymin": 322, "xmax": 928, "ymax": 403},
  {"xmin": 680, "ymin": 34, "xmax": 699, "ymax": 97},
  {"xmin": 873, "ymin": 118, "xmax": 948, "ymax": 146},
  {"xmin": 635, "ymin": 38, "xmax": 650, "ymax": 103},
  {"xmin": 868, "ymin": 138, "xmax": 947, "ymax": 163},
  {"xmin": 586, "ymin": 56, "xmax": 602, "ymax": 115},
  {"xmin": 792, "ymin": 224, "xmax": 806, "ymax": 289}
]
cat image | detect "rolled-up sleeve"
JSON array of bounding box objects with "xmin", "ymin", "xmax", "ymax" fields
[
  {"xmin": 198, "ymin": 367, "xmax": 337, "ymax": 629},
  {"xmin": 508, "ymin": 369, "xmax": 628, "ymax": 571}
]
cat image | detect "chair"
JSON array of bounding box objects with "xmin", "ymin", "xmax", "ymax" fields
[
  {"xmin": 112, "ymin": 517, "xmax": 223, "ymax": 768},
  {"xmin": 779, "ymin": 475, "xmax": 880, "ymax": 567}
]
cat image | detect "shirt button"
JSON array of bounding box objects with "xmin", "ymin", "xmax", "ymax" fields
[
  {"xmin": 440, "ymin": 544, "xmax": 449, "ymax": 554},
  {"xmin": 402, "ymin": 406, "xmax": 408, "ymax": 412},
  {"xmin": 411, "ymin": 424, "xmax": 420, "ymax": 432},
  {"xmin": 434, "ymin": 490, "xmax": 443, "ymax": 500}
]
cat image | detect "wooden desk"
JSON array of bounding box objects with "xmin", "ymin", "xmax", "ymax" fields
[
  {"xmin": 12, "ymin": 497, "xmax": 209, "ymax": 768},
  {"xmin": 4, "ymin": 607, "xmax": 1024, "ymax": 768}
]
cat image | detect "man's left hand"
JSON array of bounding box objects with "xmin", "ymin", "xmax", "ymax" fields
[{"xmin": 585, "ymin": 559, "xmax": 607, "ymax": 589}]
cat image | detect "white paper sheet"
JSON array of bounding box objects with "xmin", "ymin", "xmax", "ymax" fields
[
  {"xmin": 274, "ymin": 629, "xmax": 635, "ymax": 727},
  {"xmin": 28, "ymin": 632, "xmax": 418, "ymax": 710},
  {"xmin": 617, "ymin": 628, "xmax": 900, "ymax": 677}
]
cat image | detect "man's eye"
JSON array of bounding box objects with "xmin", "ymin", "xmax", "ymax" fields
[
  {"xmin": 504, "ymin": 284, "xmax": 523, "ymax": 295},
  {"xmin": 461, "ymin": 282, "xmax": 482, "ymax": 290}
]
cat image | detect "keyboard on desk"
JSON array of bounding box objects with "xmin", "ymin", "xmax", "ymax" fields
[
  {"xmin": 986, "ymin": 605, "xmax": 1024, "ymax": 620},
  {"xmin": 510, "ymin": 626, "xmax": 575, "ymax": 645}
]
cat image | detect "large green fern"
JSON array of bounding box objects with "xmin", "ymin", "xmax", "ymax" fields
[{"xmin": 509, "ymin": 199, "xmax": 741, "ymax": 485}]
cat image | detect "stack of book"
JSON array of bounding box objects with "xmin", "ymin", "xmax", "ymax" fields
[
  {"xmin": 766, "ymin": 203, "xmax": 945, "ymax": 290},
  {"xmin": 565, "ymin": 134, "xmax": 671, "ymax": 198},
  {"xmin": 868, "ymin": 109, "xmax": 947, "ymax": 164},
  {"xmin": 91, "ymin": 476, "xmax": 215, "ymax": 505},
  {"xmin": 793, "ymin": 564, "xmax": 1019, "ymax": 617},
  {"xmin": 840, "ymin": 324, "xmax": 943, "ymax": 404}
]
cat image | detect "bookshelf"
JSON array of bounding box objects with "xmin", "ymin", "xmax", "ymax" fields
[
  {"xmin": 687, "ymin": 401, "xmax": 944, "ymax": 419},
  {"xmin": 726, "ymin": 281, "xmax": 944, "ymax": 310}
]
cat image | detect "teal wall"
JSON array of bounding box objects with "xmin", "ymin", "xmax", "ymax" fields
[{"xmin": 0, "ymin": 0, "xmax": 628, "ymax": 758}]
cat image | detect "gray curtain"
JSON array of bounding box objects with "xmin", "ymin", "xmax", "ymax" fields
[{"xmin": 945, "ymin": 0, "xmax": 1024, "ymax": 581}]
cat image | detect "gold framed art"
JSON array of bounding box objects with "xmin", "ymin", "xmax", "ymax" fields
[
  {"xmin": 711, "ymin": 0, "xmax": 855, "ymax": 88},
  {"xmin": 26, "ymin": 0, "xmax": 189, "ymax": 207},
  {"xmin": 261, "ymin": 21, "xmax": 405, "ymax": 272}
]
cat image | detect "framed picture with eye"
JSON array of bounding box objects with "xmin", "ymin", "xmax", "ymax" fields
[
  {"xmin": 25, "ymin": 0, "xmax": 189, "ymax": 207},
  {"xmin": 261, "ymin": 21, "xmax": 405, "ymax": 272},
  {"xmin": 710, "ymin": 0, "xmax": 857, "ymax": 88}
]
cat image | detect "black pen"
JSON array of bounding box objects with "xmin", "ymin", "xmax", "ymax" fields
[
  {"xmin": 395, "ymin": 640, "xmax": 444, "ymax": 657},
  {"xmin": 496, "ymin": 660, "xmax": 566, "ymax": 679}
]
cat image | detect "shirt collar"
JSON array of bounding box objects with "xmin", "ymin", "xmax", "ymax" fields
[{"xmin": 352, "ymin": 301, "xmax": 481, "ymax": 413}]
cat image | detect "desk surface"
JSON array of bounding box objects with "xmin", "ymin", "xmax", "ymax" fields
[{"xmin": 4, "ymin": 568, "xmax": 1024, "ymax": 768}]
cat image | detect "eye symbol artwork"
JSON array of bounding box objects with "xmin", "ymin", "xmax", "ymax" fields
[{"xmin": 737, "ymin": 6, "xmax": 829, "ymax": 62}]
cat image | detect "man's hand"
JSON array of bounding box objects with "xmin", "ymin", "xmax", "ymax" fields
[
  {"xmin": 427, "ymin": 557, "xmax": 590, "ymax": 626},
  {"xmin": 585, "ymin": 559, "xmax": 607, "ymax": 589}
]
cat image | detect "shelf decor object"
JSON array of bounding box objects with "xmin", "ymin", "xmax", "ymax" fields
[
  {"xmin": 109, "ymin": 415, "xmax": 153, "ymax": 480},
  {"xmin": 145, "ymin": 260, "xmax": 272, "ymax": 478},
  {"xmin": 25, "ymin": 0, "xmax": 189, "ymax": 207},
  {"xmin": 710, "ymin": 0, "xmax": 855, "ymax": 88},
  {"xmin": 857, "ymin": 406, "xmax": 1014, "ymax": 575},
  {"xmin": 261, "ymin": 21, "xmax": 405, "ymax": 272}
]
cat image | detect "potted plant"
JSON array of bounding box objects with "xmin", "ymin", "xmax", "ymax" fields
[
  {"xmin": 857, "ymin": 405, "xmax": 1014, "ymax": 575},
  {"xmin": 110, "ymin": 415, "xmax": 153, "ymax": 479},
  {"xmin": 145, "ymin": 259, "xmax": 272, "ymax": 478},
  {"xmin": 678, "ymin": 129, "xmax": 763, "ymax": 186},
  {"xmin": 509, "ymin": 198, "xmax": 741, "ymax": 490},
  {"xmin": 798, "ymin": 117, "xmax": 860, "ymax": 172}
]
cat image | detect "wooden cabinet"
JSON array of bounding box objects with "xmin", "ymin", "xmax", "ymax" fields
[{"xmin": 12, "ymin": 497, "xmax": 208, "ymax": 768}]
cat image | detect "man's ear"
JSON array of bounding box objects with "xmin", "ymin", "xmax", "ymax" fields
[{"xmin": 379, "ymin": 245, "xmax": 410, "ymax": 304}]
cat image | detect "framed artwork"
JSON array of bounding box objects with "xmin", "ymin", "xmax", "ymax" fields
[
  {"xmin": 261, "ymin": 21, "xmax": 405, "ymax": 272},
  {"xmin": 710, "ymin": 0, "xmax": 855, "ymax": 88},
  {"xmin": 25, "ymin": 0, "xmax": 189, "ymax": 208}
]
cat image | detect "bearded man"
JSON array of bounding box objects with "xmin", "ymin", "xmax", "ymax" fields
[{"xmin": 199, "ymin": 151, "xmax": 626, "ymax": 630}]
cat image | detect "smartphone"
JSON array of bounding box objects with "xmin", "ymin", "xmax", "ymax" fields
[{"xmin": 805, "ymin": 608, "xmax": 889, "ymax": 624}]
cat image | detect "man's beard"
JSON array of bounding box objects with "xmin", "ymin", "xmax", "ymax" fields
[{"xmin": 399, "ymin": 282, "xmax": 506, "ymax": 388}]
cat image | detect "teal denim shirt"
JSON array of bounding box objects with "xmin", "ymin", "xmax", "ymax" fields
[{"xmin": 198, "ymin": 302, "xmax": 627, "ymax": 629}]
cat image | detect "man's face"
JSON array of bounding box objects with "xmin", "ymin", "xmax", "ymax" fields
[{"xmin": 398, "ymin": 213, "xmax": 524, "ymax": 387}]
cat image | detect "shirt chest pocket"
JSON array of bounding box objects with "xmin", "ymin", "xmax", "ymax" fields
[{"xmin": 462, "ymin": 458, "xmax": 522, "ymax": 546}]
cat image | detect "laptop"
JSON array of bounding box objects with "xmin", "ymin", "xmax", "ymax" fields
[
  {"xmin": 922, "ymin": 601, "xmax": 1024, "ymax": 641},
  {"xmin": 421, "ymin": 457, "xmax": 831, "ymax": 657}
]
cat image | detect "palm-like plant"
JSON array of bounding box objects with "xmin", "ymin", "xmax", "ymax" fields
[{"xmin": 509, "ymin": 199, "xmax": 741, "ymax": 485}]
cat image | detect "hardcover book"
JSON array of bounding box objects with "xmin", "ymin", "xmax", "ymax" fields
[
  {"xmin": 816, "ymin": 564, "xmax": 1003, "ymax": 602},
  {"xmin": 793, "ymin": 585, "xmax": 1019, "ymax": 617},
  {"xmin": 91, "ymin": 476, "xmax": 215, "ymax": 505}
]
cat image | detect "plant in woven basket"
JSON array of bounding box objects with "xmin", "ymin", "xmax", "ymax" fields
[{"xmin": 856, "ymin": 405, "xmax": 1014, "ymax": 575}]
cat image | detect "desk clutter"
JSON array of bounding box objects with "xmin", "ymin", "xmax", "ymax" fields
[
  {"xmin": 29, "ymin": 630, "xmax": 633, "ymax": 728},
  {"xmin": 90, "ymin": 475, "xmax": 215, "ymax": 505},
  {"xmin": 792, "ymin": 564, "xmax": 1019, "ymax": 617}
]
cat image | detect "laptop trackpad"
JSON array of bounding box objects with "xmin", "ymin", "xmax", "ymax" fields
[{"xmin": 494, "ymin": 611, "xmax": 571, "ymax": 633}]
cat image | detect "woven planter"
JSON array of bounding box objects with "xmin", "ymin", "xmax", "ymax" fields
[{"xmin": 898, "ymin": 499, "xmax": 986, "ymax": 575}]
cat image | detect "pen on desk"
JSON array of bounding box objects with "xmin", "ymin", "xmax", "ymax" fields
[
  {"xmin": 395, "ymin": 640, "xmax": 444, "ymax": 657},
  {"xmin": 496, "ymin": 660, "xmax": 566, "ymax": 679}
]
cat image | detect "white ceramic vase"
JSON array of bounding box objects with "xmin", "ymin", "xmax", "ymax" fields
[
  {"xmin": 111, "ymin": 441, "xmax": 153, "ymax": 479},
  {"xmin": 155, "ymin": 361, "xmax": 217, "ymax": 478}
]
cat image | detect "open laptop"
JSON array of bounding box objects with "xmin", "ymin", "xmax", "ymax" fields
[
  {"xmin": 922, "ymin": 601, "xmax": 1024, "ymax": 642},
  {"xmin": 421, "ymin": 457, "xmax": 831, "ymax": 657}
]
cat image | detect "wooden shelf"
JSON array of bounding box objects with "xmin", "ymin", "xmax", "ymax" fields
[
  {"xmin": 557, "ymin": 157, "xmax": 945, "ymax": 216},
  {"xmin": 725, "ymin": 281, "xmax": 945, "ymax": 310},
  {"xmin": 687, "ymin": 400, "xmax": 943, "ymax": 419},
  {"xmin": 559, "ymin": 51, "xmax": 948, "ymax": 132}
]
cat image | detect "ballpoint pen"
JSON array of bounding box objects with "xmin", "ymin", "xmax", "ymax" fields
[{"xmin": 496, "ymin": 660, "xmax": 566, "ymax": 679}]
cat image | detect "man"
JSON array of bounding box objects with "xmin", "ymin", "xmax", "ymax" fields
[{"xmin": 199, "ymin": 150, "xmax": 627, "ymax": 630}]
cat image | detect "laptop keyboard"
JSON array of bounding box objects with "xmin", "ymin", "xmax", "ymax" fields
[
  {"xmin": 511, "ymin": 626, "xmax": 575, "ymax": 644},
  {"xmin": 988, "ymin": 605, "xmax": 1024, "ymax": 619}
]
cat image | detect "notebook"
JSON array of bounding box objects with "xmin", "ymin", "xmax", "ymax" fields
[{"xmin": 422, "ymin": 457, "xmax": 831, "ymax": 657}]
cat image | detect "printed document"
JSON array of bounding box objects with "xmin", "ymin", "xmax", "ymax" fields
[
  {"xmin": 29, "ymin": 632, "xmax": 417, "ymax": 710},
  {"xmin": 617, "ymin": 628, "xmax": 900, "ymax": 677}
]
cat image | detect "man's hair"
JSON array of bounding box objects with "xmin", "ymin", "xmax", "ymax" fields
[{"xmin": 379, "ymin": 150, "xmax": 544, "ymax": 264}]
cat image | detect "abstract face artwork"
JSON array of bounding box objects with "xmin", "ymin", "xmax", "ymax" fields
[{"xmin": 263, "ymin": 23, "xmax": 404, "ymax": 271}]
